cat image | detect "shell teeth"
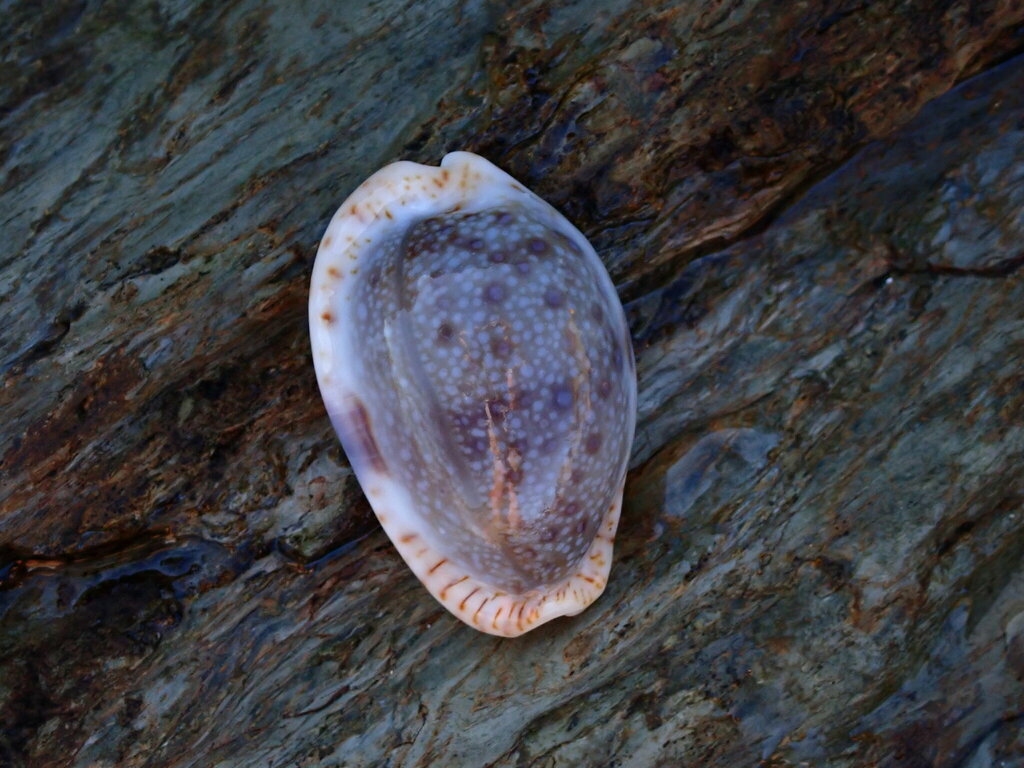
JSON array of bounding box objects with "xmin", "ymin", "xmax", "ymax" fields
[
  {"xmin": 381, "ymin": 487, "xmax": 622, "ymax": 638},
  {"xmin": 309, "ymin": 152, "xmax": 637, "ymax": 637}
]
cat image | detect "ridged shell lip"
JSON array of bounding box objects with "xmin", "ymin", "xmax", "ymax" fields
[{"xmin": 309, "ymin": 152, "xmax": 634, "ymax": 637}]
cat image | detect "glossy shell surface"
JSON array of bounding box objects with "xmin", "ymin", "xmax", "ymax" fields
[{"xmin": 309, "ymin": 152, "xmax": 636, "ymax": 636}]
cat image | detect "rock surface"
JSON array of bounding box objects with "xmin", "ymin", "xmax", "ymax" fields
[{"xmin": 2, "ymin": 1, "xmax": 1023, "ymax": 766}]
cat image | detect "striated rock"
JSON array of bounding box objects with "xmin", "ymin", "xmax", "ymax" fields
[{"xmin": 1, "ymin": 1, "xmax": 1023, "ymax": 765}]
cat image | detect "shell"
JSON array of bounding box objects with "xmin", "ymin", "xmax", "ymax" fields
[{"xmin": 308, "ymin": 152, "xmax": 637, "ymax": 637}]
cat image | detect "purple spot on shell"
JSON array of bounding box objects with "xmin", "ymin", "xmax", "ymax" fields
[
  {"xmin": 590, "ymin": 302, "xmax": 604, "ymax": 323},
  {"xmin": 597, "ymin": 378, "xmax": 612, "ymax": 399},
  {"xmin": 528, "ymin": 237, "xmax": 548, "ymax": 254},
  {"xmin": 461, "ymin": 435, "xmax": 487, "ymax": 457},
  {"xmin": 486, "ymin": 397, "xmax": 508, "ymax": 423},
  {"xmin": 495, "ymin": 211, "xmax": 514, "ymax": 225},
  {"xmin": 552, "ymin": 382, "xmax": 574, "ymax": 410},
  {"xmin": 339, "ymin": 398, "xmax": 387, "ymax": 475},
  {"xmin": 544, "ymin": 288, "xmax": 565, "ymax": 308},
  {"xmin": 514, "ymin": 387, "xmax": 535, "ymax": 410},
  {"xmin": 534, "ymin": 434, "xmax": 559, "ymax": 454},
  {"xmin": 557, "ymin": 231, "xmax": 582, "ymax": 253},
  {"xmin": 515, "ymin": 261, "xmax": 531, "ymax": 275},
  {"xmin": 483, "ymin": 282, "xmax": 506, "ymax": 303},
  {"xmin": 490, "ymin": 336, "xmax": 513, "ymax": 358},
  {"xmin": 469, "ymin": 238, "xmax": 484, "ymax": 250},
  {"xmin": 584, "ymin": 432, "xmax": 602, "ymax": 455},
  {"xmin": 488, "ymin": 250, "xmax": 507, "ymax": 263},
  {"xmin": 562, "ymin": 501, "xmax": 580, "ymax": 517},
  {"xmin": 541, "ymin": 525, "xmax": 559, "ymax": 542},
  {"xmin": 437, "ymin": 322, "xmax": 455, "ymax": 343},
  {"xmin": 610, "ymin": 343, "xmax": 623, "ymax": 370},
  {"xmin": 507, "ymin": 467, "xmax": 523, "ymax": 484}
]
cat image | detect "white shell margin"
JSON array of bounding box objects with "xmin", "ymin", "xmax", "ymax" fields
[{"xmin": 309, "ymin": 152, "xmax": 624, "ymax": 637}]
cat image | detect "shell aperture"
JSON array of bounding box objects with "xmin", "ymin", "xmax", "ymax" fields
[{"xmin": 309, "ymin": 152, "xmax": 637, "ymax": 636}]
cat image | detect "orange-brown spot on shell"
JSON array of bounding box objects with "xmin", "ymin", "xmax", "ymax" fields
[
  {"xmin": 492, "ymin": 606, "xmax": 504, "ymax": 629},
  {"xmin": 327, "ymin": 266, "xmax": 342, "ymax": 279},
  {"xmin": 349, "ymin": 204, "xmax": 358, "ymax": 215},
  {"xmin": 322, "ymin": 235, "xmax": 333, "ymax": 247},
  {"xmin": 399, "ymin": 533, "xmax": 417, "ymax": 543},
  {"xmin": 459, "ymin": 588, "xmax": 480, "ymax": 611},
  {"xmin": 433, "ymin": 177, "xmax": 445, "ymax": 189},
  {"xmin": 442, "ymin": 169, "xmax": 450, "ymax": 182},
  {"xmin": 473, "ymin": 597, "xmax": 490, "ymax": 625},
  {"xmin": 383, "ymin": 208, "xmax": 394, "ymax": 220},
  {"xmin": 440, "ymin": 576, "xmax": 468, "ymax": 600},
  {"xmin": 321, "ymin": 311, "xmax": 334, "ymax": 323},
  {"xmin": 429, "ymin": 558, "xmax": 448, "ymax": 574}
]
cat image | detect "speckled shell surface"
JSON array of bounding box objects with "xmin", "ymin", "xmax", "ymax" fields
[{"xmin": 309, "ymin": 152, "xmax": 636, "ymax": 637}]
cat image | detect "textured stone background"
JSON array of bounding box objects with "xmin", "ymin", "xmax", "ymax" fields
[{"xmin": 2, "ymin": 1, "xmax": 1024, "ymax": 766}]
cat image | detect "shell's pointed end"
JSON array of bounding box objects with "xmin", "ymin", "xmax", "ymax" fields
[{"xmin": 388, "ymin": 487, "xmax": 623, "ymax": 638}]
